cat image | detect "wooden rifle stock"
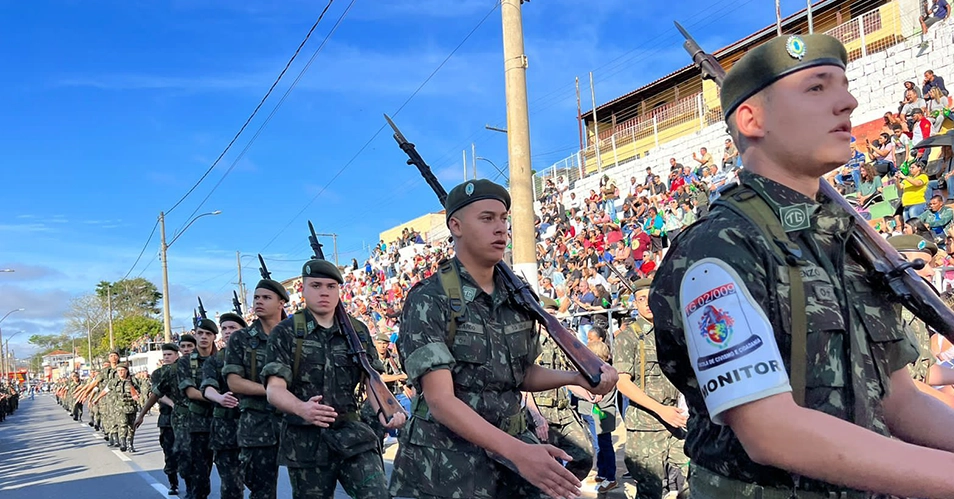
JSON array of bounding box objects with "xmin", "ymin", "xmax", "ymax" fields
[
  {"xmin": 674, "ymin": 22, "xmax": 954, "ymax": 341},
  {"xmin": 384, "ymin": 114, "xmax": 606, "ymax": 387},
  {"xmin": 307, "ymin": 221, "xmax": 406, "ymax": 421}
]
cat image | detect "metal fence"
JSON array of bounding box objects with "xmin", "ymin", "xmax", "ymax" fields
[{"xmin": 533, "ymin": 1, "xmax": 908, "ymax": 193}]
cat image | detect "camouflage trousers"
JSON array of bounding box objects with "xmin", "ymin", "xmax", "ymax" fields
[
  {"xmin": 214, "ymin": 447, "xmax": 243, "ymax": 499},
  {"xmin": 71, "ymin": 402, "xmax": 83, "ymax": 421},
  {"xmin": 240, "ymin": 445, "xmax": 279, "ymax": 499},
  {"xmin": 184, "ymin": 432, "xmax": 214, "ymax": 499},
  {"xmin": 159, "ymin": 426, "xmax": 179, "ymax": 486},
  {"xmin": 288, "ymin": 449, "xmax": 388, "ymax": 499},
  {"xmin": 116, "ymin": 411, "xmax": 136, "ymax": 440},
  {"xmin": 542, "ymin": 410, "xmax": 595, "ymax": 481},
  {"xmin": 624, "ymin": 429, "xmax": 689, "ymax": 499}
]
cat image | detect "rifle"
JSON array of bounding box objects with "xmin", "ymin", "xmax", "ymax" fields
[
  {"xmin": 306, "ymin": 220, "xmax": 406, "ymax": 422},
  {"xmin": 384, "ymin": 114, "xmax": 606, "ymax": 387},
  {"xmin": 232, "ymin": 291, "xmax": 243, "ymax": 315},
  {"xmin": 674, "ymin": 22, "xmax": 954, "ymax": 342},
  {"xmin": 197, "ymin": 297, "xmax": 208, "ymax": 320}
]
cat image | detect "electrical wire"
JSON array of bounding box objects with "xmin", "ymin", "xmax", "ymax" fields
[
  {"xmin": 163, "ymin": 0, "xmax": 338, "ymax": 218},
  {"xmin": 257, "ymin": 0, "xmax": 502, "ymax": 254},
  {"xmin": 119, "ymin": 218, "xmax": 159, "ymax": 281},
  {"xmin": 175, "ymin": 0, "xmax": 356, "ymax": 234}
]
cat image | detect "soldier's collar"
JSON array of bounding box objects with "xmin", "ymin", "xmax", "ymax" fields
[{"xmin": 738, "ymin": 170, "xmax": 821, "ymax": 228}]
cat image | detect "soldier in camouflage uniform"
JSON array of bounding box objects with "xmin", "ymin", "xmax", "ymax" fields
[
  {"xmin": 78, "ymin": 351, "xmax": 120, "ymax": 446},
  {"xmin": 68, "ymin": 372, "xmax": 83, "ymax": 421},
  {"xmin": 202, "ymin": 312, "xmax": 247, "ymax": 499},
  {"xmin": 527, "ymin": 333, "xmax": 595, "ymax": 481},
  {"xmin": 388, "ymin": 180, "xmax": 616, "ymax": 499},
  {"xmin": 146, "ymin": 335, "xmax": 196, "ymax": 497},
  {"xmin": 650, "ymin": 34, "xmax": 954, "ymax": 498},
  {"xmin": 614, "ymin": 278, "xmax": 688, "ymax": 499},
  {"xmin": 224, "ymin": 279, "xmax": 288, "ymax": 499},
  {"xmin": 109, "ymin": 363, "xmax": 143, "ymax": 452},
  {"xmin": 179, "ymin": 322, "xmax": 217, "ymax": 499},
  {"xmin": 262, "ymin": 258, "xmax": 403, "ymax": 499},
  {"xmin": 887, "ymin": 235, "xmax": 954, "ymax": 393},
  {"xmin": 137, "ymin": 343, "xmax": 181, "ymax": 495}
]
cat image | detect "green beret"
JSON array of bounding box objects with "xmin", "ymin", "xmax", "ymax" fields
[
  {"xmin": 722, "ymin": 34, "xmax": 848, "ymax": 119},
  {"xmin": 160, "ymin": 342, "xmax": 179, "ymax": 352},
  {"xmin": 194, "ymin": 318, "xmax": 219, "ymax": 335},
  {"xmin": 540, "ymin": 296, "xmax": 559, "ymax": 310},
  {"xmin": 256, "ymin": 279, "xmax": 289, "ymax": 302},
  {"xmin": 109, "ymin": 350, "xmax": 120, "ymax": 356},
  {"xmin": 302, "ymin": 259, "xmax": 343, "ymax": 284},
  {"xmin": 445, "ymin": 179, "xmax": 511, "ymax": 223},
  {"xmin": 633, "ymin": 278, "xmax": 653, "ymax": 292},
  {"xmin": 888, "ymin": 234, "xmax": 938, "ymax": 256},
  {"xmin": 179, "ymin": 334, "xmax": 197, "ymax": 345},
  {"xmin": 116, "ymin": 362, "xmax": 129, "ymax": 370},
  {"xmin": 374, "ymin": 332, "xmax": 391, "ymax": 343},
  {"xmin": 218, "ymin": 312, "xmax": 247, "ymax": 328}
]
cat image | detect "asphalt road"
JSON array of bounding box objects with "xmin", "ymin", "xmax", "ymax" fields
[{"xmin": 0, "ymin": 394, "xmax": 630, "ymax": 498}]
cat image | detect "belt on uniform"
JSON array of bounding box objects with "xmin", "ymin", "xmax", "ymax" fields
[
  {"xmin": 690, "ymin": 465, "xmax": 865, "ymax": 499},
  {"xmin": 174, "ymin": 405, "xmax": 190, "ymax": 416},
  {"xmin": 213, "ymin": 406, "xmax": 240, "ymax": 419},
  {"xmin": 497, "ymin": 411, "xmax": 527, "ymax": 436}
]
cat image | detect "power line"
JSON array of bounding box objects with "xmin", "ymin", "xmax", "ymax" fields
[
  {"xmin": 163, "ymin": 0, "xmax": 338, "ymax": 218},
  {"xmin": 258, "ymin": 0, "xmax": 501, "ymax": 254},
  {"xmin": 175, "ymin": 0, "xmax": 356, "ymax": 233},
  {"xmin": 119, "ymin": 218, "xmax": 159, "ymax": 281}
]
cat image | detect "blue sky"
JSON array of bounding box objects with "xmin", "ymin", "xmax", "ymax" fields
[{"xmin": 0, "ymin": 0, "xmax": 809, "ymax": 356}]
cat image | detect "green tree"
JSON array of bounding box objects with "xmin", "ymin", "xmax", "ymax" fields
[
  {"xmin": 95, "ymin": 278, "xmax": 162, "ymax": 318},
  {"xmin": 98, "ymin": 315, "xmax": 162, "ymax": 355},
  {"xmin": 28, "ymin": 333, "xmax": 70, "ymax": 352}
]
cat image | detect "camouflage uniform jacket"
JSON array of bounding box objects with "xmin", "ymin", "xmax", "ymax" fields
[
  {"xmin": 615, "ymin": 316, "xmax": 681, "ymax": 432},
  {"xmin": 649, "ymin": 171, "xmax": 919, "ymax": 493},
  {"xmin": 110, "ymin": 376, "xmax": 143, "ymax": 414},
  {"xmin": 902, "ymin": 309, "xmax": 933, "ymax": 383},
  {"xmin": 153, "ymin": 363, "xmax": 189, "ymax": 431},
  {"xmin": 380, "ymin": 351, "xmax": 406, "ymax": 397},
  {"xmin": 201, "ymin": 348, "xmax": 239, "ymax": 450},
  {"xmin": 151, "ymin": 365, "xmax": 174, "ymax": 428},
  {"xmin": 390, "ymin": 259, "xmax": 542, "ymax": 498},
  {"xmin": 223, "ymin": 319, "xmax": 280, "ymax": 447},
  {"xmin": 533, "ymin": 334, "xmax": 574, "ymax": 425},
  {"xmin": 261, "ymin": 309, "xmax": 383, "ymax": 468},
  {"xmin": 177, "ymin": 351, "xmax": 213, "ymax": 434}
]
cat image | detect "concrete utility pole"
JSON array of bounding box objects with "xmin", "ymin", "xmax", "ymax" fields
[
  {"xmin": 501, "ymin": 0, "xmax": 538, "ymax": 290},
  {"xmin": 160, "ymin": 211, "xmax": 172, "ymax": 343},
  {"xmin": 236, "ymin": 251, "xmax": 246, "ymax": 312},
  {"xmin": 107, "ymin": 286, "xmax": 114, "ymax": 350}
]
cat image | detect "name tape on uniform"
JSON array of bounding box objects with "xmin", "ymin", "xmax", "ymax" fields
[{"xmin": 679, "ymin": 258, "xmax": 792, "ymax": 424}]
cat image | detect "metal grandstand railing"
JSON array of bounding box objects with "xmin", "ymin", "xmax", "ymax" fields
[{"xmin": 533, "ymin": 0, "xmax": 909, "ymax": 193}]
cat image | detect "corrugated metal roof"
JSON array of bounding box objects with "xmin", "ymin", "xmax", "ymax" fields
[{"xmin": 583, "ymin": 0, "xmax": 849, "ymax": 122}]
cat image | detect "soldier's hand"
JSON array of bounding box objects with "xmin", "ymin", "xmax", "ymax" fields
[
  {"xmin": 532, "ymin": 413, "xmax": 549, "ymax": 441},
  {"xmin": 585, "ymin": 364, "xmax": 619, "ymax": 396},
  {"xmin": 134, "ymin": 414, "xmax": 144, "ymax": 429},
  {"xmin": 299, "ymin": 395, "xmax": 337, "ymax": 427},
  {"xmin": 219, "ymin": 391, "xmax": 239, "ymax": 409},
  {"xmin": 510, "ymin": 443, "xmax": 580, "ymax": 499},
  {"xmin": 378, "ymin": 410, "xmax": 406, "ymax": 430},
  {"xmin": 657, "ymin": 405, "xmax": 688, "ymax": 429}
]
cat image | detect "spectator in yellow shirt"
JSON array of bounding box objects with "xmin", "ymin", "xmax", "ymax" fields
[{"xmin": 898, "ymin": 162, "xmax": 929, "ymax": 219}]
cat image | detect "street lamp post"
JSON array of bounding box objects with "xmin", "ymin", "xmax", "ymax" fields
[
  {"xmin": 0, "ymin": 308, "xmax": 25, "ymax": 383},
  {"xmin": 0, "ymin": 269, "xmax": 15, "ymax": 273},
  {"xmin": 2, "ymin": 330, "xmax": 25, "ymax": 382},
  {"xmin": 476, "ymin": 157, "xmax": 509, "ymax": 182},
  {"xmin": 160, "ymin": 210, "xmax": 222, "ymax": 343}
]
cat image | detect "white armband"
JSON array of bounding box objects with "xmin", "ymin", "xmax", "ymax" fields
[{"xmin": 679, "ymin": 258, "xmax": 791, "ymax": 424}]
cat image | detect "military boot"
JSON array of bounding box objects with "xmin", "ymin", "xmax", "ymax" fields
[
  {"xmin": 167, "ymin": 474, "xmax": 179, "ymax": 496},
  {"xmin": 128, "ymin": 439, "xmax": 137, "ymax": 453},
  {"xmin": 108, "ymin": 434, "xmax": 119, "ymax": 447},
  {"xmin": 119, "ymin": 438, "xmax": 127, "ymax": 452}
]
